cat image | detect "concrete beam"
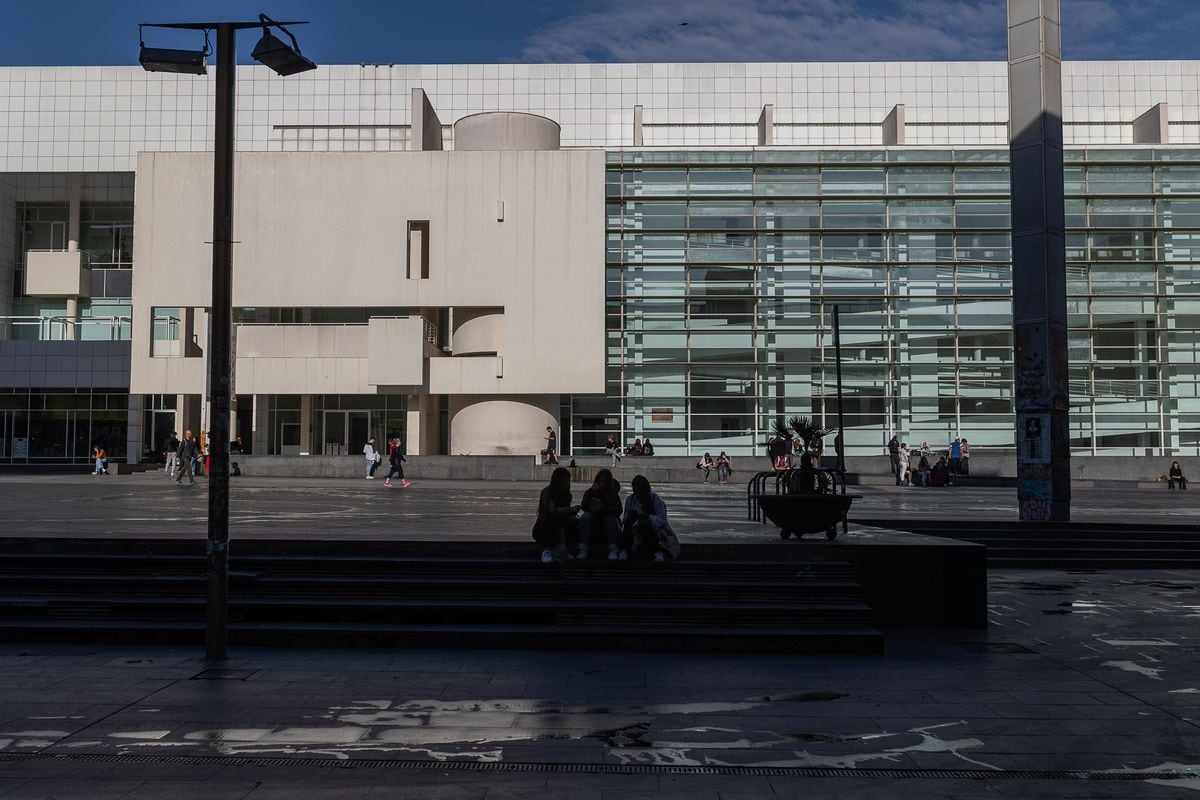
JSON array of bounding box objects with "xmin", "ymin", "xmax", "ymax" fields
[
  {"xmin": 757, "ymin": 104, "xmax": 774, "ymax": 146},
  {"xmin": 1008, "ymin": 0, "xmax": 1071, "ymax": 522},
  {"xmin": 410, "ymin": 88, "xmax": 444, "ymax": 151},
  {"xmin": 633, "ymin": 105, "xmax": 644, "ymax": 146},
  {"xmin": 1133, "ymin": 102, "xmax": 1169, "ymax": 144},
  {"xmin": 882, "ymin": 104, "xmax": 906, "ymax": 146}
]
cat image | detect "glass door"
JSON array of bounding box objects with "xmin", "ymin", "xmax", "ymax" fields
[{"xmin": 323, "ymin": 410, "xmax": 348, "ymax": 455}]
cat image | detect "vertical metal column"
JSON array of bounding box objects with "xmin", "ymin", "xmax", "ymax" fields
[
  {"xmin": 206, "ymin": 22, "xmax": 236, "ymax": 660},
  {"xmin": 833, "ymin": 305, "xmax": 846, "ymax": 473},
  {"xmin": 1007, "ymin": 0, "xmax": 1071, "ymax": 521}
]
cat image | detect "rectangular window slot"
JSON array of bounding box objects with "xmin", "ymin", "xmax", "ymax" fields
[{"xmin": 407, "ymin": 220, "xmax": 430, "ymax": 279}]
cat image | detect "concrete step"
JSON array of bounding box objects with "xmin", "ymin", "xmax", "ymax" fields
[{"xmin": 0, "ymin": 618, "xmax": 883, "ymax": 655}]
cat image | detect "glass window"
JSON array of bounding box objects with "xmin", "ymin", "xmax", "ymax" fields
[
  {"xmin": 889, "ymin": 200, "xmax": 953, "ymax": 228},
  {"xmin": 955, "ymin": 200, "xmax": 1010, "ymax": 228},
  {"xmin": 821, "ymin": 168, "xmax": 885, "ymax": 195},
  {"xmin": 888, "ymin": 167, "xmax": 952, "ymax": 195},
  {"xmin": 1086, "ymin": 166, "xmax": 1153, "ymax": 194},
  {"xmin": 1089, "ymin": 199, "xmax": 1154, "ymax": 228},
  {"xmin": 1157, "ymin": 166, "xmax": 1200, "ymax": 194},
  {"xmin": 624, "ymin": 169, "xmax": 687, "ymax": 197},
  {"xmin": 822, "ymin": 201, "xmax": 885, "ymax": 229},
  {"xmin": 755, "ymin": 200, "xmax": 820, "ymax": 229},
  {"xmin": 955, "ymin": 167, "xmax": 1009, "ymax": 194},
  {"xmin": 754, "ymin": 167, "xmax": 820, "ymax": 196},
  {"xmin": 79, "ymin": 202, "xmax": 134, "ymax": 267},
  {"xmin": 823, "ymin": 234, "xmax": 885, "ymax": 262},
  {"xmin": 689, "ymin": 201, "xmax": 753, "ymax": 229},
  {"xmin": 688, "ymin": 232, "xmax": 755, "ymax": 263},
  {"xmin": 622, "ymin": 201, "xmax": 687, "ymax": 230},
  {"xmin": 689, "ymin": 169, "xmax": 753, "ymax": 195}
]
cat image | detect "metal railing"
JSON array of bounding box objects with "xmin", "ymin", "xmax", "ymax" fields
[
  {"xmin": 747, "ymin": 466, "xmax": 847, "ymax": 523},
  {"xmin": 0, "ymin": 314, "xmax": 131, "ymax": 342}
]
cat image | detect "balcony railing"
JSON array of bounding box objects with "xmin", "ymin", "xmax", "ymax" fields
[{"xmin": 0, "ymin": 315, "xmax": 131, "ymax": 342}]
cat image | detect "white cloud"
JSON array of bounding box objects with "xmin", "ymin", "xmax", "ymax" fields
[
  {"xmin": 514, "ymin": 0, "xmax": 1200, "ymax": 63},
  {"xmin": 516, "ymin": 0, "xmax": 1006, "ymax": 63}
]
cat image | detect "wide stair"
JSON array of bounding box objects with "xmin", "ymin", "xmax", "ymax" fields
[
  {"xmin": 0, "ymin": 539, "xmax": 883, "ymax": 654},
  {"xmin": 859, "ymin": 519, "xmax": 1200, "ymax": 569}
]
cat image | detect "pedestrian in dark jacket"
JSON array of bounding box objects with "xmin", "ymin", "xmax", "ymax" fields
[
  {"xmin": 174, "ymin": 429, "xmax": 199, "ymax": 485},
  {"xmin": 384, "ymin": 438, "xmax": 410, "ymax": 488},
  {"xmin": 533, "ymin": 467, "xmax": 580, "ymax": 563},
  {"xmin": 579, "ymin": 468, "xmax": 623, "ymax": 560}
]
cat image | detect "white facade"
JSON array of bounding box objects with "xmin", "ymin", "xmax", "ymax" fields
[
  {"xmin": 3, "ymin": 61, "xmax": 1200, "ymax": 175},
  {"xmin": 3, "ymin": 60, "xmax": 1200, "ymax": 462}
]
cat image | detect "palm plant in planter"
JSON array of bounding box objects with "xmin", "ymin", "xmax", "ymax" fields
[
  {"xmin": 768, "ymin": 415, "xmax": 832, "ymax": 494},
  {"xmin": 755, "ymin": 415, "xmax": 854, "ymax": 540}
]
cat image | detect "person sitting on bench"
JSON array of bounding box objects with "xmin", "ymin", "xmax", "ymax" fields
[{"xmin": 1169, "ymin": 461, "xmax": 1188, "ymax": 490}]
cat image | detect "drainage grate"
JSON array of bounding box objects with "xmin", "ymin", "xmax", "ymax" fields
[
  {"xmin": 959, "ymin": 641, "xmax": 1036, "ymax": 654},
  {"xmin": 0, "ymin": 752, "xmax": 1193, "ymax": 781},
  {"xmin": 190, "ymin": 668, "xmax": 259, "ymax": 680}
]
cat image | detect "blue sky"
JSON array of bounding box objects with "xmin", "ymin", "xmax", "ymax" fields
[{"xmin": 2, "ymin": 0, "xmax": 1198, "ymax": 66}]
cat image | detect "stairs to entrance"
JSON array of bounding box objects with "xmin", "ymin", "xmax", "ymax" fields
[
  {"xmin": 0, "ymin": 539, "xmax": 883, "ymax": 655},
  {"xmin": 858, "ymin": 519, "xmax": 1200, "ymax": 569}
]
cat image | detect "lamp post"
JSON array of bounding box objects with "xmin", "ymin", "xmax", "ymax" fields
[{"xmin": 139, "ymin": 14, "xmax": 316, "ymax": 660}]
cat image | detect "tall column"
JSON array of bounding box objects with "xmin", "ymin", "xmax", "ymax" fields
[
  {"xmin": 65, "ymin": 174, "xmax": 81, "ymax": 341},
  {"xmin": 299, "ymin": 393, "xmax": 313, "ymax": 455},
  {"xmin": 126, "ymin": 394, "xmax": 143, "ymax": 466},
  {"xmin": 1008, "ymin": 0, "xmax": 1071, "ymax": 521}
]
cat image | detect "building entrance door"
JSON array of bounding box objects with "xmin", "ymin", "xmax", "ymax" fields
[
  {"xmin": 323, "ymin": 411, "xmax": 370, "ymax": 456},
  {"xmin": 280, "ymin": 422, "xmax": 300, "ymax": 455}
]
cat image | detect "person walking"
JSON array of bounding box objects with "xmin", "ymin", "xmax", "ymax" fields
[
  {"xmin": 1169, "ymin": 461, "xmax": 1188, "ymax": 489},
  {"xmin": 383, "ymin": 438, "xmax": 411, "ymax": 488},
  {"xmin": 579, "ymin": 468, "xmax": 623, "ymax": 560},
  {"xmin": 540, "ymin": 426, "xmax": 559, "ymax": 465},
  {"xmin": 716, "ymin": 451, "xmax": 732, "ymax": 484},
  {"xmin": 605, "ymin": 434, "xmax": 622, "ymax": 467},
  {"xmin": 174, "ymin": 430, "xmax": 199, "ymax": 485},
  {"xmin": 897, "ymin": 443, "xmax": 911, "ymax": 486},
  {"xmin": 363, "ymin": 437, "xmax": 380, "ymax": 479},
  {"xmin": 620, "ymin": 475, "xmax": 681, "ymax": 562},
  {"xmin": 949, "ymin": 437, "xmax": 963, "ymax": 477},
  {"xmin": 696, "ymin": 452, "xmax": 715, "ymax": 483},
  {"xmin": 163, "ymin": 431, "xmax": 180, "ymax": 477},
  {"xmin": 888, "ymin": 435, "xmax": 900, "ymax": 482},
  {"xmin": 532, "ymin": 467, "xmax": 580, "ymax": 563}
]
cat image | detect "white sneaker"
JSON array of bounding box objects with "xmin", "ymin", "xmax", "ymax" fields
[
  {"xmin": 366, "ymin": 475, "xmax": 374, "ymax": 479},
  {"xmin": 617, "ymin": 550, "xmax": 628, "ymax": 561},
  {"xmin": 577, "ymin": 544, "xmax": 588, "ymax": 560},
  {"xmin": 607, "ymin": 545, "xmax": 619, "ymax": 561},
  {"xmin": 539, "ymin": 549, "xmax": 554, "ymax": 565},
  {"xmin": 654, "ymin": 552, "xmax": 666, "ymax": 562}
]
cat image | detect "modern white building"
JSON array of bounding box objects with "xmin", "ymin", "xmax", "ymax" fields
[{"xmin": 1, "ymin": 61, "xmax": 1199, "ymax": 462}]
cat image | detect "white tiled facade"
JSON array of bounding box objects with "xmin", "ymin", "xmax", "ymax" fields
[
  {"xmin": 2, "ymin": 61, "xmax": 1200, "ymax": 172},
  {"xmin": 4, "ymin": 60, "xmax": 1200, "ymax": 464}
]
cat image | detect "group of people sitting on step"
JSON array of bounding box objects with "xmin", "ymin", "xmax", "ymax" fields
[
  {"xmin": 603, "ymin": 435, "xmax": 655, "ymax": 466},
  {"xmin": 533, "ymin": 468, "xmax": 681, "ymax": 564}
]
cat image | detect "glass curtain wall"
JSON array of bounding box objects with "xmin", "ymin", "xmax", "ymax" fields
[{"xmin": 573, "ymin": 147, "xmax": 1200, "ymax": 457}]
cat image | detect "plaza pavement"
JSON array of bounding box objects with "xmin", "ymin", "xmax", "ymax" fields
[
  {"xmin": 0, "ymin": 472, "xmax": 1197, "ymax": 541},
  {"xmin": 2, "ymin": 473, "xmax": 1200, "ymax": 796},
  {"xmin": 1, "ymin": 569, "xmax": 1200, "ymax": 797}
]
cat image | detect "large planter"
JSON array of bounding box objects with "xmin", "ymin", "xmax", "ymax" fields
[{"xmin": 753, "ymin": 493, "xmax": 858, "ymax": 540}]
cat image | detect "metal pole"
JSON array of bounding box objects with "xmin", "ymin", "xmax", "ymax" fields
[
  {"xmin": 833, "ymin": 305, "xmax": 846, "ymax": 473},
  {"xmin": 206, "ymin": 22, "xmax": 235, "ymax": 661}
]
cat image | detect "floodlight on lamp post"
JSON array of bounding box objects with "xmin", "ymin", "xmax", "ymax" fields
[{"xmin": 138, "ymin": 13, "xmax": 315, "ymax": 661}]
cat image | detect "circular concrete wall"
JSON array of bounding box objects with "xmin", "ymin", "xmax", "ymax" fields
[
  {"xmin": 449, "ymin": 395, "xmax": 559, "ymax": 456},
  {"xmin": 453, "ymin": 312, "xmax": 504, "ymax": 356},
  {"xmin": 453, "ymin": 112, "xmax": 561, "ymax": 151}
]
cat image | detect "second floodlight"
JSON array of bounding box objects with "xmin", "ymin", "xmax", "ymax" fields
[{"xmin": 252, "ymin": 30, "xmax": 316, "ymax": 76}]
